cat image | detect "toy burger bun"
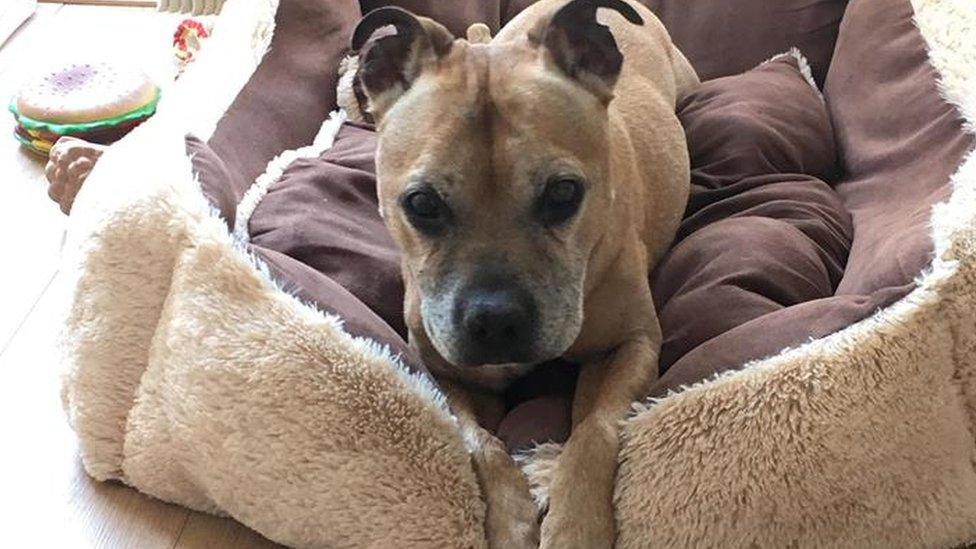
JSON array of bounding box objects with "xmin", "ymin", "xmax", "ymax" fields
[{"xmin": 9, "ymin": 61, "xmax": 159, "ymax": 155}]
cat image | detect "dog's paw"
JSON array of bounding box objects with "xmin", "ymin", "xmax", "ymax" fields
[
  {"xmin": 472, "ymin": 434, "xmax": 540, "ymax": 548},
  {"xmin": 486, "ymin": 503, "xmax": 539, "ymax": 549},
  {"xmin": 45, "ymin": 136, "xmax": 106, "ymax": 214},
  {"xmin": 481, "ymin": 461, "xmax": 540, "ymax": 548},
  {"xmin": 538, "ymin": 424, "xmax": 617, "ymax": 548},
  {"xmin": 539, "ymin": 512, "xmax": 613, "ymax": 549}
]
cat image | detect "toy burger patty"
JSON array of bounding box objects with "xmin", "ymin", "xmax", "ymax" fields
[{"xmin": 9, "ymin": 61, "xmax": 159, "ymax": 155}]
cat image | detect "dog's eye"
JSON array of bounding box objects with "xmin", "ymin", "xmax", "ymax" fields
[
  {"xmin": 536, "ymin": 177, "xmax": 584, "ymax": 226},
  {"xmin": 406, "ymin": 191, "xmax": 440, "ymax": 218},
  {"xmin": 402, "ymin": 188, "xmax": 450, "ymax": 234}
]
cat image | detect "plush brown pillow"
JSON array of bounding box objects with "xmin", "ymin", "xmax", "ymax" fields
[
  {"xmin": 361, "ymin": 0, "xmax": 504, "ymax": 36},
  {"xmin": 649, "ymin": 53, "xmax": 852, "ymax": 395},
  {"xmin": 642, "ymin": 0, "xmax": 847, "ymax": 85},
  {"xmin": 647, "ymin": 0, "xmax": 976, "ymax": 396},
  {"xmin": 502, "ymin": 0, "xmax": 847, "ymax": 85},
  {"xmin": 824, "ymin": 0, "xmax": 975, "ymax": 297},
  {"xmin": 208, "ymin": 0, "xmax": 362, "ymax": 198},
  {"xmin": 249, "ymin": 123, "xmax": 407, "ymax": 339}
]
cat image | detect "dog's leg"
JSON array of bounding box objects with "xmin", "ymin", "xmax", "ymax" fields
[
  {"xmin": 540, "ymin": 330, "xmax": 660, "ymax": 548},
  {"xmin": 440, "ymin": 380, "xmax": 540, "ymax": 549}
]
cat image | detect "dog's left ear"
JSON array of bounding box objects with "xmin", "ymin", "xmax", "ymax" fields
[
  {"xmin": 532, "ymin": 0, "xmax": 643, "ymax": 102},
  {"xmin": 351, "ymin": 7, "xmax": 455, "ymax": 122}
]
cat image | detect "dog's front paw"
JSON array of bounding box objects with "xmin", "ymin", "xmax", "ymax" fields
[
  {"xmin": 538, "ymin": 422, "xmax": 617, "ymax": 548},
  {"xmin": 539, "ymin": 497, "xmax": 613, "ymax": 549},
  {"xmin": 472, "ymin": 434, "xmax": 540, "ymax": 549},
  {"xmin": 484, "ymin": 481, "xmax": 539, "ymax": 549},
  {"xmin": 486, "ymin": 496, "xmax": 539, "ymax": 549}
]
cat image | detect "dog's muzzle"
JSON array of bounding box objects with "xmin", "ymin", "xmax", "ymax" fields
[{"xmin": 453, "ymin": 284, "xmax": 538, "ymax": 366}]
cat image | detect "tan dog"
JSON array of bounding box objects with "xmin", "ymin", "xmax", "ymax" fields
[{"xmin": 351, "ymin": 0, "xmax": 698, "ymax": 546}]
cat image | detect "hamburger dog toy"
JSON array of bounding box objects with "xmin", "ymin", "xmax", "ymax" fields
[{"xmin": 9, "ymin": 61, "xmax": 159, "ymax": 155}]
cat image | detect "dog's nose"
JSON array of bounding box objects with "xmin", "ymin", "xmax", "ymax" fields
[{"xmin": 457, "ymin": 288, "xmax": 536, "ymax": 365}]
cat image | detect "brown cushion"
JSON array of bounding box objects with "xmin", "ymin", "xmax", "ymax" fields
[
  {"xmin": 497, "ymin": 361, "xmax": 579, "ymax": 452},
  {"xmin": 650, "ymin": 0, "xmax": 976, "ymax": 396},
  {"xmin": 649, "ymin": 54, "xmax": 851, "ymax": 396},
  {"xmin": 208, "ymin": 0, "xmax": 362, "ymax": 199},
  {"xmin": 185, "ymin": 134, "xmax": 236, "ymax": 229},
  {"xmin": 502, "ymin": 0, "xmax": 847, "ymax": 85},
  {"xmin": 643, "ymin": 0, "xmax": 847, "ymax": 85},
  {"xmin": 361, "ymin": 0, "xmax": 503, "ymax": 36},
  {"xmin": 249, "ymin": 123, "xmax": 407, "ymax": 339},
  {"xmin": 825, "ymin": 0, "xmax": 975, "ymax": 297}
]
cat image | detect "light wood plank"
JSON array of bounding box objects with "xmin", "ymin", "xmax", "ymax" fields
[
  {"xmin": 0, "ymin": 3, "xmax": 61, "ymax": 77},
  {"xmin": 0, "ymin": 145, "xmax": 62, "ymax": 351},
  {"xmin": 0, "ymin": 0, "xmax": 38, "ymax": 48},
  {"xmin": 0, "ymin": 4, "xmax": 181, "ymax": 349},
  {"xmin": 0, "ymin": 269, "xmax": 190, "ymax": 548},
  {"xmin": 0, "ymin": 272, "xmax": 277, "ymax": 547},
  {"xmin": 40, "ymin": 0, "xmax": 157, "ymax": 7},
  {"xmin": 0, "ymin": 4, "xmax": 64, "ymax": 349}
]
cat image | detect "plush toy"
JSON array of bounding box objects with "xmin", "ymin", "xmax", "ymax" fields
[
  {"xmin": 173, "ymin": 18, "xmax": 211, "ymax": 75},
  {"xmin": 9, "ymin": 61, "xmax": 159, "ymax": 156}
]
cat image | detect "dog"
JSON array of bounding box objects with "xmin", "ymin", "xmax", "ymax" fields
[{"xmin": 350, "ymin": 0, "xmax": 698, "ymax": 546}]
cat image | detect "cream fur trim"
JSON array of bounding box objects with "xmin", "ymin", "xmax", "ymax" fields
[
  {"xmin": 513, "ymin": 442, "xmax": 563, "ymax": 512},
  {"xmin": 764, "ymin": 46, "xmax": 822, "ymax": 100},
  {"xmin": 233, "ymin": 109, "xmax": 347, "ymax": 241},
  {"xmin": 912, "ymin": 0, "xmax": 976, "ymax": 134},
  {"xmin": 337, "ymin": 54, "xmax": 367, "ymax": 125}
]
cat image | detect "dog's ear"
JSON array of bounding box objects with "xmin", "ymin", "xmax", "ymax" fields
[
  {"xmin": 351, "ymin": 7, "xmax": 454, "ymax": 122},
  {"xmin": 532, "ymin": 0, "xmax": 643, "ymax": 102}
]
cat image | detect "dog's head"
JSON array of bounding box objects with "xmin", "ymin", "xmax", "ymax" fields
[{"xmin": 352, "ymin": 0, "xmax": 643, "ymax": 367}]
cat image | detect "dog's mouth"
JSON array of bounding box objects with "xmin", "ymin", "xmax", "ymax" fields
[
  {"xmin": 422, "ymin": 308, "xmax": 544, "ymax": 367},
  {"xmin": 414, "ymin": 272, "xmax": 538, "ymax": 366},
  {"xmin": 417, "ymin": 262, "xmax": 585, "ymax": 368},
  {"xmin": 420, "ymin": 302, "xmax": 581, "ymax": 369}
]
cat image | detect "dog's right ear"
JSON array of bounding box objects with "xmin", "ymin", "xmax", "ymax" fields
[
  {"xmin": 530, "ymin": 0, "xmax": 643, "ymax": 102},
  {"xmin": 351, "ymin": 7, "xmax": 454, "ymax": 122}
]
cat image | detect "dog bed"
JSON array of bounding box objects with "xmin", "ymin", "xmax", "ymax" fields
[{"xmin": 57, "ymin": 0, "xmax": 976, "ymax": 546}]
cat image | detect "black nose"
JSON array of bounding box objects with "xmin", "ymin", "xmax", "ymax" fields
[{"xmin": 457, "ymin": 287, "xmax": 536, "ymax": 365}]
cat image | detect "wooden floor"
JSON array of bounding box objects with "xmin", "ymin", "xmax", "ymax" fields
[{"xmin": 0, "ymin": 5, "xmax": 279, "ymax": 547}]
